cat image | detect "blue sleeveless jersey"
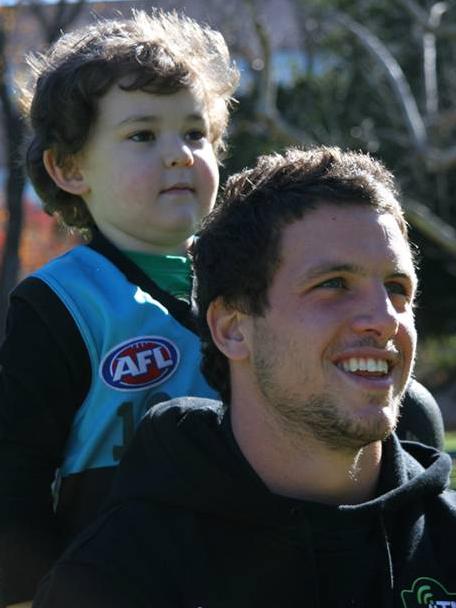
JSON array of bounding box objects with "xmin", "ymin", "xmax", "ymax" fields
[{"xmin": 33, "ymin": 245, "xmax": 217, "ymax": 478}]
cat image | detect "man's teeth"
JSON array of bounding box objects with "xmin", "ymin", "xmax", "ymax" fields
[{"xmin": 340, "ymin": 358, "xmax": 389, "ymax": 374}]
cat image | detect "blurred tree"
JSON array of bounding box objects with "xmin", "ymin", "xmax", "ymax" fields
[
  {"xmin": 0, "ymin": 17, "xmax": 26, "ymax": 344},
  {"xmin": 0, "ymin": 0, "xmax": 86, "ymax": 342}
]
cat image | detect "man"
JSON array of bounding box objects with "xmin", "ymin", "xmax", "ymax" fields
[{"xmin": 33, "ymin": 147, "xmax": 456, "ymax": 608}]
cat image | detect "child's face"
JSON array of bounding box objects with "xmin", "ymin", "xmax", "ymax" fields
[{"xmin": 75, "ymin": 84, "xmax": 219, "ymax": 253}]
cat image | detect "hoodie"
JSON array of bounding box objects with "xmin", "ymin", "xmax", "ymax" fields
[{"xmin": 33, "ymin": 397, "xmax": 456, "ymax": 608}]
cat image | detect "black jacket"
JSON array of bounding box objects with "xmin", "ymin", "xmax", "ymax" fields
[
  {"xmin": 33, "ymin": 397, "xmax": 456, "ymax": 608},
  {"xmin": 0, "ymin": 228, "xmax": 444, "ymax": 607}
]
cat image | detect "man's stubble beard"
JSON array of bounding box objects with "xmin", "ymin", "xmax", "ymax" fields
[{"xmin": 252, "ymin": 324, "xmax": 403, "ymax": 452}]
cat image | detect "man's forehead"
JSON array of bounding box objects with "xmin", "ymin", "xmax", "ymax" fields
[
  {"xmin": 280, "ymin": 204, "xmax": 407, "ymax": 245},
  {"xmin": 277, "ymin": 205, "xmax": 416, "ymax": 278}
]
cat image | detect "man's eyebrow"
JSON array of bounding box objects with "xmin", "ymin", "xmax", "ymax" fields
[
  {"xmin": 295, "ymin": 263, "xmax": 417, "ymax": 285},
  {"xmin": 388, "ymin": 271, "xmax": 417, "ymax": 281},
  {"xmin": 391, "ymin": 270, "xmax": 419, "ymax": 291},
  {"xmin": 116, "ymin": 112, "xmax": 205, "ymax": 127},
  {"xmin": 301, "ymin": 263, "xmax": 367, "ymax": 282}
]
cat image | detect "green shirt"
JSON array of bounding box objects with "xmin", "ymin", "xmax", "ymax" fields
[{"xmin": 124, "ymin": 250, "xmax": 191, "ymax": 302}]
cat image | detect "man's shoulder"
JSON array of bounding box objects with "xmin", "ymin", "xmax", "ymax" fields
[
  {"xmin": 67, "ymin": 500, "xmax": 180, "ymax": 556},
  {"xmin": 68, "ymin": 500, "xmax": 181, "ymax": 567},
  {"xmin": 428, "ymin": 486, "xmax": 456, "ymax": 516},
  {"xmin": 398, "ymin": 379, "xmax": 444, "ymax": 449},
  {"xmin": 401, "ymin": 442, "xmax": 456, "ymax": 525},
  {"xmin": 146, "ymin": 396, "xmax": 224, "ymax": 420},
  {"xmin": 35, "ymin": 501, "xmax": 184, "ymax": 607},
  {"xmin": 138, "ymin": 396, "xmax": 225, "ymax": 439},
  {"xmin": 420, "ymin": 487, "xmax": 456, "ymax": 573},
  {"xmin": 142, "ymin": 396, "xmax": 226, "ymax": 427}
]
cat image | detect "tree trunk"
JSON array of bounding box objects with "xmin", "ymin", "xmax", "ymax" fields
[{"xmin": 0, "ymin": 76, "xmax": 26, "ymax": 343}]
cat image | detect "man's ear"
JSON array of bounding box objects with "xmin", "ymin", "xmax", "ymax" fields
[
  {"xmin": 43, "ymin": 149, "xmax": 90, "ymax": 196},
  {"xmin": 206, "ymin": 298, "xmax": 251, "ymax": 362}
]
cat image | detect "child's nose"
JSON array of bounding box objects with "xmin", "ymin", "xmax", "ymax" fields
[{"xmin": 162, "ymin": 141, "xmax": 194, "ymax": 168}]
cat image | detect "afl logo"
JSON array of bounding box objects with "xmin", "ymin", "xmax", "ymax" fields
[{"xmin": 100, "ymin": 336, "xmax": 180, "ymax": 391}]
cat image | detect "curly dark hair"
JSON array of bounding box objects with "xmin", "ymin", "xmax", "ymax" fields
[
  {"xmin": 191, "ymin": 146, "xmax": 409, "ymax": 404},
  {"xmin": 21, "ymin": 9, "xmax": 239, "ymax": 232}
]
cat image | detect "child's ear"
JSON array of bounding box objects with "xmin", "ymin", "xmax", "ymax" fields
[
  {"xmin": 43, "ymin": 149, "xmax": 90, "ymax": 196},
  {"xmin": 206, "ymin": 298, "xmax": 252, "ymax": 361}
]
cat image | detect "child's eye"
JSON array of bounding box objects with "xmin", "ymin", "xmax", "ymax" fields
[
  {"xmin": 185, "ymin": 129, "xmax": 206, "ymax": 142},
  {"xmin": 129, "ymin": 131, "xmax": 155, "ymax": 143}
]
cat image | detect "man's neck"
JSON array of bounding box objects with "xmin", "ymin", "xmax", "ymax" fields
[{"xmin": 230, "ymin": 395, "xmax": 383, "ymax": 506}]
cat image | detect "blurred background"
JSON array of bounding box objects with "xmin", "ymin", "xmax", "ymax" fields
[{"xmin": 0, "ymin": 0, "xmax": 455, "ymax": 431}]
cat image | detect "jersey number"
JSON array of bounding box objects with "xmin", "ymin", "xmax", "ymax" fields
[{"xmin": 112, "ymin": 393, "xmax": 171, "ymax": 461}]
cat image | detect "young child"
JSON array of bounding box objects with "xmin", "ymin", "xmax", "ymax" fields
[{"xmin": 0, "ymin": 9, "xmax": 239, "ymax": 606}]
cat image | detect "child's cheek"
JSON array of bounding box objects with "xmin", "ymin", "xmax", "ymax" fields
[{"xmin": 121, "ymin": 167, "xmax": 156, "ymax": 197}]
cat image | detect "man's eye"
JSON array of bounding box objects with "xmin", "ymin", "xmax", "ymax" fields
[
  {"xmin": 317, "ymin": 277, "xmax": 346, "ymax": 289},
  {"xmin": 129, "ymin": 131, "xmax": 155, "ymax": 142},
  {"xmin": 385, "ymin": 282, "xmax": 408, "ymax": 297},
  {"xmin": 185, "ymin": 129, "xmax": 205, "ymax": 142}
]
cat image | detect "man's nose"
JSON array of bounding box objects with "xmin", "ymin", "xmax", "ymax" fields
[{"xmin": 350, "ymin": 285, "xmax": 400, "ymax": 341}]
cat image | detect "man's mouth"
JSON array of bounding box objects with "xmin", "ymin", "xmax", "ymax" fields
[
  {"xmin": 332, "ymin": 348, "xmax": 399, "ymax": 383},
  {"xmin": 337, "ymin": 357, "xmax": 390, "ymax": 377}
]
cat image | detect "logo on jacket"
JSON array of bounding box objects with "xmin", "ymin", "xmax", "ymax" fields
[
  {"xmin": 100, "ymin": 336, "xmax": 180, "ymax": 391},
  {"xmin": 401, "ymin": 577, "xmax": 456, "ymax": 607}
]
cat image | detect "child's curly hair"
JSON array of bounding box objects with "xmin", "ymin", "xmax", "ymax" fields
[{"xmin": 21, "ymin": 9, "xmax": 239, "ymax": 231}]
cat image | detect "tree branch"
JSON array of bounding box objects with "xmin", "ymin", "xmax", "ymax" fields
[
  {"xmin": 397, "ymin": 0, "xmax": 456, "ymax": 38},
  {"xmin": 397, "ymin": 0, "xmax": 430, "ymax": 27},
  {"xmin": 425, "ymin": 146, "xmax": 456, "ymax": 172},
  {"xmin": 404, "ymin": 197, "xmax": 456, "ymax": 257},
  {"xmin": 243, "ymin": 0, "xmax": 315, "ymax": 146},
  {"xmin": 327, "ymin": 11, "xmax": 428, "ymax": 155},
  {"xmin": 26, "ymin": 0, "xmax": 86, "ymax": 44}
]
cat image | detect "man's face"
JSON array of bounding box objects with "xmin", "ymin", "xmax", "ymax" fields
[
  {"xmin": 76, "ymin": 85, "xmax": 219, "ymax": 253},
  {"xmin": 248, "ymin": 203, "xmax": 417, "ymax": 450}
]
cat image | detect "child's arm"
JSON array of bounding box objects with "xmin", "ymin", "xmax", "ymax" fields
[{"xmin": 0, "ymin": 279, "xmax": 90, "ymax": 605}]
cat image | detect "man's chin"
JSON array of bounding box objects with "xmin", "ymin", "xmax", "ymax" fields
[{"xmin": 316, "ymin": 406, "xmax": 398, "ymax": 451}]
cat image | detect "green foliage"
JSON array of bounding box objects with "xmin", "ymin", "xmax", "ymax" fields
[
  {"xmin": 445, "ymin": 432, "xmax": 456, "ymax": 490},
  {"xmin": 416, "ymin": 334, "xmax": 456, "ymax": 390},
  {"xmin": 445, "ymin": 432, "xmax": 456, "ymax": 452}
]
